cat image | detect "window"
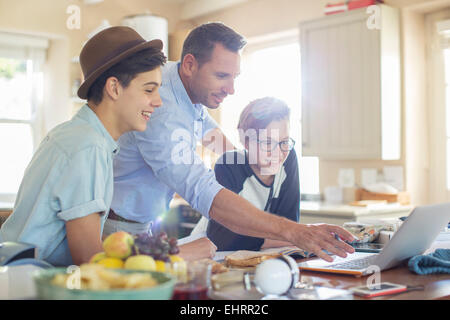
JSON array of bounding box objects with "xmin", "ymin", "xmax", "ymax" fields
[
  {"xmin": 219, "ymin": 31, "xmax": 320, "ymax": 195},
  {"xmin": 0, "ymin": 32, "xmax": 47, "ymax": 201},
  {"xmin": 439, "ymin": 19, "xmax": 450, "ymax": 191},
  {"xmin": 445, "ymin": 48, "xmax": 450, "ymax": 190}
]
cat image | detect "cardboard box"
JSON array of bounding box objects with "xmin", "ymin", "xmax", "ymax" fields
[{"xmin": 354, "ymin": 188, "xmax": 410, "ymax": 205}]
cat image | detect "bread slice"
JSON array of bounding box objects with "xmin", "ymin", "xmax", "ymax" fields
[
  {"xmin": 196, "ymin": 258, "xmax": 229, "ymax": 274},
  {"xmin": 224, "ymin": 250, "xmax": 281, "ymax": 268}
]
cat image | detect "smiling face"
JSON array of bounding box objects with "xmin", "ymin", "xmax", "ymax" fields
[
  {"xmin": 185, "ymin": 43, "xmax": 241, "ymax": 109},
  {"xmin": 115, "ymin": 67, "xmax": 162, "ymax": 134},
  {"xmin": 247, "ymin": 118, "xmax": 291, "ymax": 176}
]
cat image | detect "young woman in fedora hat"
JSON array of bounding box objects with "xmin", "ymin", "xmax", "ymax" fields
[{"xmin": 0, "ymin": 26, "xmax": 166, "ymax": 266}]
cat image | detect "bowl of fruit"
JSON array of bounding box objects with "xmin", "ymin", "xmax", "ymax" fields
[{"xmin": 33, "ymin": 231, "xmax": 186, "ymax": 300}]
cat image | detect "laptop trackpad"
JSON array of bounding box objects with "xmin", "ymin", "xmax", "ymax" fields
[{"xmin": 298, "ymin": 252, "xmax": 376, "ymax": 269}]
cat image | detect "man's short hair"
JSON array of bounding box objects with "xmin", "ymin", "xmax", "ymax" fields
[
  {"xmin": 87, "ymin": 47, "xmax": 166, "ymax": 105},
  {"xmin": 181, "ymin": 22, "xmax": 246, "ymax": 66},
  {"xmin": 237, "ymin": 97, "xmax": 291, "ymax": 145}
]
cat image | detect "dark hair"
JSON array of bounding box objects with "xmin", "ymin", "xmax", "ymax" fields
[
  {"xmin": 87, "ymin": 47, "xmax": 166, "ymax": 104},
  {"xmin": 181, "ymin": 22, "xmax": 246, "ymax": 66}
]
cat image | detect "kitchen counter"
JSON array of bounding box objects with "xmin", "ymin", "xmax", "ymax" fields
[
  {"xmin": 0, "ymin": 202, "xmax": 13, "ymax": 227},
  {"xmin": 0, "ymin": 201, "xmax": 13, "ymax": 211},
  {"xmin": 300, "ymin": 201, "xmax": 413, "ymax": 226}
]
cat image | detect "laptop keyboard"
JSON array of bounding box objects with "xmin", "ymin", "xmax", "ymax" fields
[{"xmin": 327, "ymin": 255, "xmax": 379, "ymax": 270}]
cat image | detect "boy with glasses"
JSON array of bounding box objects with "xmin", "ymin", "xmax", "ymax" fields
[{"xmin": 206, "ymin": 97, "xmax": 300, "ymax": 251}]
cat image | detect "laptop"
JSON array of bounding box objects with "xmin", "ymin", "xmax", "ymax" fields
[{"xmin": 298, "ymin": 202, "xmax": 450, "ymax": 276}]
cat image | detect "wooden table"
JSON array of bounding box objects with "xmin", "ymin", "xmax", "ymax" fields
[
  {"xmin": 210, "ymin": 260, "xmax": 450, "ymax": 300},
  {"xmin": 300, "ymin": 263, "xmax": 450, "ymax": 300}
]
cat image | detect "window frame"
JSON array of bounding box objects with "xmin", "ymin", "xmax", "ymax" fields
[
  {"xmin": 219, "ymin": 28, "xmax": 320, "ymax": 197},
  {"xmin": 425, "ymin": 10, "xmax": 450, "ymax": 203},
  {"xmin": 0, "ymin": 32, "xmax": 48, "ymax": 202}
]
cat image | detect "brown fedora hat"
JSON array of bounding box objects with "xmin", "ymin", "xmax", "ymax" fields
[{"xmin": 77, "ymin": 26, "xmax": 163, "ymax": 99}]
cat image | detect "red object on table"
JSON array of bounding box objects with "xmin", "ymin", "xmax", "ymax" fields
[
  {"xmin": 172, "ymin": 283, "xmax": 209, "ymax": 300},
  {"xmin": 358, "ymin": 286, "xmax": 408, "ymax": 298}
]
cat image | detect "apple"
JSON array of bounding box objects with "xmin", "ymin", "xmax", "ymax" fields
[
  {"xmin": 103, "ymin": 231, "xmax": 134, "ymax": 259},
  {"xmin": 124, "ymin": 255, "xmax": 156, "ymax": 271}
]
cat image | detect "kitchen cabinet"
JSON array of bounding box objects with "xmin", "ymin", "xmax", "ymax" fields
[{"xmin": 300, "ymin": 5, "xmax": 401, "ymax": 159}]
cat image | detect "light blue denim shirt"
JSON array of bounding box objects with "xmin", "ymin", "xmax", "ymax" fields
[
  {"xmin": 0, "ymin": 105, "xmax": 118, "ymax": 266},
  {"xmin": 111, "ymin": 61, "xmax": 223, "ymax": 223}
]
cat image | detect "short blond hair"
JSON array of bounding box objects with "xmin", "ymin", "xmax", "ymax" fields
[{"xmin": 237, "ymin": 97, "xmax": 290, "ymax": 145}]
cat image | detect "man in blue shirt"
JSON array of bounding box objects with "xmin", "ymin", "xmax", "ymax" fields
[
  {"xmin": 109, "ymin": 22, "xmax": 357, "ymax": 262},
  {"xmin": 0, "ymin": 26, "xmax": 166, "ymax": 266}
]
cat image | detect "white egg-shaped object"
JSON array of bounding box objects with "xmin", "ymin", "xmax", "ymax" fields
[{"xmin": 254, "ymin": 258, "xmax": 293, "ymax": 295}]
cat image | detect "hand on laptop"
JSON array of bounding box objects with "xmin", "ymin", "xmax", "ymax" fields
[{"xmin": 292, "ymin": 224, "xmax": 356, "ymax": 262}]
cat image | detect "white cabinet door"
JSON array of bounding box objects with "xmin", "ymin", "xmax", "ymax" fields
[{"xmin": 300, "ymin": 5, "xmax": 401, "ymax": 160}]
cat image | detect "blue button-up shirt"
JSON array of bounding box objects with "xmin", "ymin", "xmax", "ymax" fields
[
  {"xmin": 0, "ymin": 105, "xmax": 118, "ymax": 266},
  {"xmin": 111, "ymin": 61, "xmax": 224, "ymax": 223}
]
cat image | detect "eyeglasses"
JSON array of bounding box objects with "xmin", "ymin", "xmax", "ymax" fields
[{"xmin": 257, "ymin": 138, "xmax": 296, "ymax": 152}]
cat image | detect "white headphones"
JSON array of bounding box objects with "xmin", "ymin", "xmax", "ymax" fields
[{"xmin": 244, "ymin": 255, "xmax": 299, "ymax": 296}]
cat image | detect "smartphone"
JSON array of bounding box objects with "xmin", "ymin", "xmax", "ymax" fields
[
  {"xmin": 288, "ymin": 286, "xmax": 353, "ymax": 300},
  {"xmin": 350, "ymin": 242, "xmax": 384, "ymax": 253},
  {"xmin": 350, "ymin": 282, "xmax": 407, "ymax": 297}
]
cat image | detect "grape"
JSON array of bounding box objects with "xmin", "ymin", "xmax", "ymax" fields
[
  {"xmin": 155, "ymin": 237, "xmax": 163, "ymax": 247},
  {"xmin": 168, "ymin": 237, "xmax": 178, "ymax": 247},
  {"xmin": 169, "ymin": 247, "xmax": 180, "ymax": 255},
  {"xmin": 131, "ymin": 231, "xmax": 180, "ymax": 259},
  {"xmin": 133, "ymin": 233, "xmax": 155, "ymax": 256},
  {"xmin": 135, "ymin": 232, "xmax": 151, "ymax": 243},
  {"xmin": 158, "ymin": 231, "xmax": 168, "ymax": 241},
  {"xmin": 161, "ymin": 242, "xmax": 170, "ymax": 252},
  {"xmin": 153, "ymin": 247, "xmax": 162, "ymax": 256}
]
